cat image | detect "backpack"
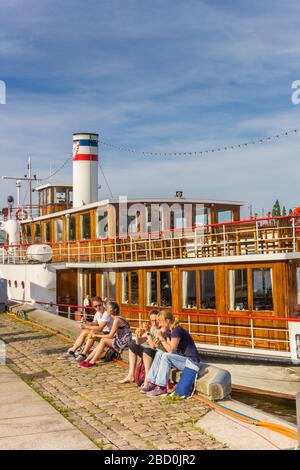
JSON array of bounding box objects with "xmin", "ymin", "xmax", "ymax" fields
[
  {"xmin": 135, "ymin": 359, "xmax": 146, "ymax": 386},
  {"xmin": 103, "ymin": 348, "xmax": 121, "ymax": 362},
  {"xmin": 174, "ymin": 365, "xmax": 198, "ymax": 398}
]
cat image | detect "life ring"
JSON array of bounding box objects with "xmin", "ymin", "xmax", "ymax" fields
[
  {"xmin": 15, "ymin": 208, "xmax": 28, "ymax": 221},
  {"xmin": 292, "ymin": 207, "xmax": 300, "ymax": 234}
]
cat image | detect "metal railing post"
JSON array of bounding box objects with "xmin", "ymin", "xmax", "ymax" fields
[
  {"xmin": 292, "ymin": 217, "xmax": 296, "ymax": 252},
  {"xmin": 138, "ymin": 311, "xmax": 141, "ymax": 329},
  {"xmin": 188, "ymin": 315, "xmax": 191, "ymax": 334},
  {"xmin": 217, "ymin": 318, "xmax": 221, "ymax": 347},
  {"xmin": 296, "ymin": 392, "xmax": 300, "ymax": 450},
  {"xmin": 148, "ymin": 234, "xmax": 152, "ymax": 261},
  {"xmin": 68, "ymin": 306, "xmax": 71, "ymax": 320},
  {"xmin": 194, "ymin": 228, "xmax": 197, "ymax": 258},
  {"xmin": 77, "ymin": 242, "xmax": 80, "ymax": 262},
  {"xmin": 250, "ymin": 318, "xmax": 254, "ymax": 350},
  {"xmin": 88, "ymin": 241, "xmax": 91, "ymax": 262},
  {"xmin": 255, "ymin": 220, "xmax": 259, "ymax": 254},
  {"xmin": 130, "ymin": 237, "xmax": 133, "ymax": 262},
  {"xmin": 223, "ymin": 224, "xmax": 226, "ymax": 256}
]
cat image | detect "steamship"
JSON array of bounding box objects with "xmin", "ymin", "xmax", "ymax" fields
[{"xmin": 1, "ymin": 132, "xmax": 300, "ymax": 366}]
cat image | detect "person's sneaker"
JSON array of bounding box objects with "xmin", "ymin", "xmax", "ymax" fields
[
  {"xmin": 76, "ymin": 353, "xmax": 87, "ymax": 362},
  {"xmin": 65, "ymin": 349, "xmax": 76, "ymax": 359},
  {"xmin": 74, "ymin": 347, "xmax": 83, "ymax": 357},
  {"xmin": 140, "ymin": 383, "xmax": 156, "ymax": 393},
  {"xmin": 147, "ymin": 386, "xmax": 167, "ymax": 397}
]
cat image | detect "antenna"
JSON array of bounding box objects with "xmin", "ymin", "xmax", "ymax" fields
[{"xmin": 2, "ymin": 157, "xmax": 41, "ymax": 215}]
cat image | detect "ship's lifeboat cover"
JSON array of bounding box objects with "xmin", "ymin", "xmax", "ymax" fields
[{"xmin": 26, "ymin": 244, "xmax": 52, "ymax": 263}]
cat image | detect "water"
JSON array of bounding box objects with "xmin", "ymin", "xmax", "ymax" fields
[{"xmin": 231, "ymin": 391, "xmax": 297, "ymax": 425}]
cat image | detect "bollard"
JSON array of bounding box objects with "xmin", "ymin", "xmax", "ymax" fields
[{"xmin": 297, "ymin": 392, "xmax": 300, "ymax": 450}]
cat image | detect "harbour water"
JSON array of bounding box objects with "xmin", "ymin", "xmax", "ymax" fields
[{"xmin": 231, "ymin": 391, "xmax": 297, "ymax": 425}]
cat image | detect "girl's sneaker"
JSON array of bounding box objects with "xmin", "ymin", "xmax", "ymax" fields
[
  {"xmin": 147, "ymin": 386, "xmax": 167, "ymax": 397},
  {"xmin": 140, "ymin": 384, "xmax": 156, "ymax": 393},
  {"xmin": 76, "ymin": 353, "xmax": 87, "ymax": 362},
  {"xmin": 79, "ymin": 361, "xmax": 96, "ymax": 368}
]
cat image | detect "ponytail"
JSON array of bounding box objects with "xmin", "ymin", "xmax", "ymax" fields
[{"xmin": 158, "ymin": 309, "xmax": 180, "ymax": 329}]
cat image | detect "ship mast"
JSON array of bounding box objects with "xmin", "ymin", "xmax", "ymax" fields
[{"xmin": 2, "ymin": 157, "xmax": 41, "ymax": 216}]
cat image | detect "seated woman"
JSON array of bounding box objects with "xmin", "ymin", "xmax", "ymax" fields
[
  {"xmin": 66, "ymin": 296, "xmax": 113, "ymax": 362},
  {"xmin": 119, "ymin": 309, "xmax": 162, "ymax": 384},
  {"xmin": 142, "ymin": 310, "xmax": 201, "ymax": 397},
  {"xmin": 79, "ymin": 301, "xmax": 132, "ymax": 368}
]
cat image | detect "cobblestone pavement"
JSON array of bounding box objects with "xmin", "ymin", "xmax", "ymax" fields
[{"xmin": 0, "ymin": 314, "xmax": 227, "ymax": 450}]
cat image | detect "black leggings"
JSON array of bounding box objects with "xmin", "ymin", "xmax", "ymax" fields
[{"xmin": 129, "ymin": 341, "xmax": 156, "ymax": 360}]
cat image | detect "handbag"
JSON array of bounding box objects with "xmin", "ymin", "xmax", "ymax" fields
[
  {"xmin": 103, "ymin": 348, "xmax": 120, "ymax": 362},
  {"xmin": 135, "ymin": 359, "xmax": 146, "ymax": 386}
]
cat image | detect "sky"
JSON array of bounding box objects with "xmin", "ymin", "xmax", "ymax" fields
[{"xmin": 0, "ymin": 0, "xmax": 300, "ymax": 216}]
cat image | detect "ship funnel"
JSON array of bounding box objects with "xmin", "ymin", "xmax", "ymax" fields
[{"xmin": 72, "ymin": 133, "xmax": 99, "ymax": 208}]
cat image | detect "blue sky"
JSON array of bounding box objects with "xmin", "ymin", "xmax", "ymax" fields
[{"xmin": 0, "ymin": 0, "xmax": 300, "ymax": 215}]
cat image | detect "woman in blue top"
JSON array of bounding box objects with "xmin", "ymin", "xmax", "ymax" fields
[{"xmin": 142, "ymin": 310, "xmax": 201, "ymax": 397}]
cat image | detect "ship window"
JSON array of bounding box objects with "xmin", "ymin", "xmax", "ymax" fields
[
  {"xmin": 121, "ymin": 272, "xmax": 129, "ymax": 303},
  {"xmin": 252, "ymin": 268, "xmax": 273, "ymax": 311},
  {"xmin": 228, "ymin": 269, "xmax": 248, "ymax": 310},
  {"xmin": 109, "ymin": 272, "xmax": 116, "ymax": 300},
  {"xmin": 67, "ymin": 215, "xmax": 76, "ymax": 241},
  {"xmin": 90, "ymin": 271, "xmax": 97, "ymax": 298},
  {"xmin": 26, "ymin": 225, "xmax": 32, "ymax": 243},
  {"xmin": 121, "ymin": 271, "xmax": 138, "ymax": 305},
  {"xmin": 195, "ymin": 207, "xmax": 209, "ymax": 226},
  {"xmin": 297, "ymin": 268, "xmax": 300, "ymax": 305},
  {"xmin": 128, "ymin": 215, "xmax": 137, "ymax": 234},
  {"xmin": 54, "ymin": 219, "xmax": 63, "ymax": 243},
  {"xmin": 44, "ymin": 222, "xmax": 51, "ymax": 243},
  {"xmin": 55, "ymin": 188, "xmax": 67, "ymax": 204},
  {"xmin": 160, "ymin": 271, "xmax": 172, "ymax": 307},
  {"xmin": 34, "ymin": 224, "xmax": 41, "ymax": 243},
  {"xmin": 200, "ymin": 270, "xmax": 216, "ymax": 309},
  {"xmin": 96, "ymin": 210, "xmax": 108, "ymax": 238},
  {"xmin": 101, "ymin": 272, "xmax": 108, "ymax": 299},
  {"xmin": 131, "ymin": 271, "xmax": 139, "ymax": 305},
  {"xmin": 182, "ymin": 271, "xmax": 197, "ymax": 308},
  {"xmin": 146, "ymin": 272, "xmax": 158, "ymax": 306},
  {"xmin": 218, "ymin": 210, "xmax": 232, "ymax": 224},
  {"xmin": 81, "ymin": 213, "xmax": 91, "ymax": 240},
  {"xmin": 101, "ymin": 271, "xmax": 116, "ymax": 300}
]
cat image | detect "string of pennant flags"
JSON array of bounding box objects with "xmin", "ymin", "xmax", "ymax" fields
[
  {"xmin": 99, "ymin": 127, "xmax": 300, "ymax": 157},
  {"xmin": 40, "ymin": 126, "xmax": 300, "ymax": 182}
]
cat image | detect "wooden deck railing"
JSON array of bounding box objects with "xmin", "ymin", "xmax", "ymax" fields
[{"xmin": 2, "ymin": 215, "xmax": 300, "ymax": 264}]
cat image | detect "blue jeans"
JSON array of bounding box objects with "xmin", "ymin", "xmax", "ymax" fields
[{"xmin": 146, "ymin": 351, "xmax": 200, "ymax": 388}]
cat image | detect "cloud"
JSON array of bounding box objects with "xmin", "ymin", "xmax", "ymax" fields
[{"xmin": 0, "ymin": 0, "xmax": 300, "ymax": 214}]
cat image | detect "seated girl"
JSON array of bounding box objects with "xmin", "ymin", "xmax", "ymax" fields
[
  {"xmin": 141, "ymin": 310, "xmax": 201, "ymax": 397},
  {"xmin": 119, "ymin": 309, "xmax": 164, "ymax": 384},
  {"xmin": 79, "ymin": 301, "xmax": 132, "ymax": 368}
]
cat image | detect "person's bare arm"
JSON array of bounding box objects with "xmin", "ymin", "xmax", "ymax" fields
[
  {"xmin": 156, "ymin": 332, "xmax": 180, "ymax": 353},
  {"xmin": 94, "ymin": 317, "xmax": 120, "ymax": 339},
  {"xmin": 136, "ymin": 330, "xmax": 147, "ymax": 345}
]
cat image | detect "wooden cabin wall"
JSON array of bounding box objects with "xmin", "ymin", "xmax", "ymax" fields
[
  {"xmin": 286, "ymin": 259, "xmax": 300, "ymax": 317},
  {"xmin": 75, "ymin": 260, "xmax": 293, "ymax": 352}
]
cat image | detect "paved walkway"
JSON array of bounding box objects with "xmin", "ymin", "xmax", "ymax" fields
[
  {"xmin": 0, "ymin": 366, "xmax": 97, "ymax": 450},
  {"xmin": 0, "ymin": 314, "xmax": 226, "ymax": 450}
]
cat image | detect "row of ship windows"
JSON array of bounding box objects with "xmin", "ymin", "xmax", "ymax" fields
[
  {"xmin": 24, "ymin": 208, "xmax": 235, "ymax": 243},
  {"xmin": 8, "ymin": 280, "xmax": 25, "ymax": 289},
  {"xmin": 89, "ymin": 267, "xmax": 276, "ymax": 312}
]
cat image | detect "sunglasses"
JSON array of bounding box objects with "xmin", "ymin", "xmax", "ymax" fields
[{"xmin": 94, "ymin": 304, "xmax": 103, "ymax": 308}]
